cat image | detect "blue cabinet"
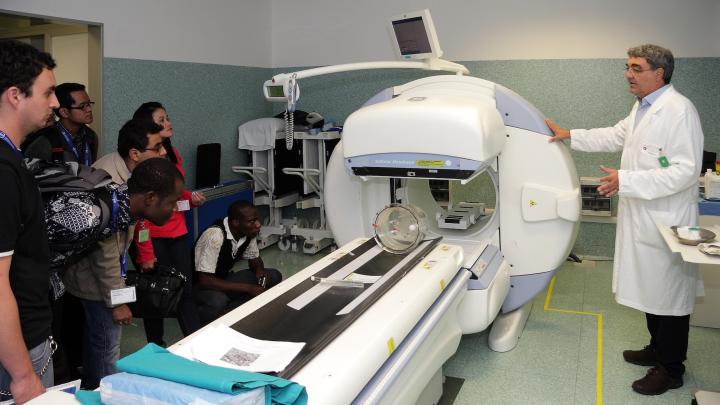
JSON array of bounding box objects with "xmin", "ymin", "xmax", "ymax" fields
[{"xmin": 184, "ymin": 181, "xmax": 253, "ymax": 242}]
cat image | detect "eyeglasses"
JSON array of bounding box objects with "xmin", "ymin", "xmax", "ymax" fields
[
  {"xmin": 67, "ymin": 101, "xmax": 95, "ymax": 111},
  {"xmin": 624, "ymin": 65, "xmax": 655, "ymax": 75},
  {"xmin": 142, "ymin": 143, "xmax": 165, "ymax": 153}
]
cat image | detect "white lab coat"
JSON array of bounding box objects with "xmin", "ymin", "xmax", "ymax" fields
[{"xmin": 571, "ymin": 85, "xmax": 704, "ymax": 315}]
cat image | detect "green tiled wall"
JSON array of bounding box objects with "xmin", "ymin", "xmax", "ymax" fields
[
  {"xmin": 275, "ymin": 58, "xmax": 720, "ymax": 256},
  {"xmin": 101, "ymin": 57, "xmax": 719, "ymax": 257},
  {"xmin": 102, "ymin": 58, "xmax": 272, "ymax": 187}
]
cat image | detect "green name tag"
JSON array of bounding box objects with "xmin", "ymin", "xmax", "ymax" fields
[
  {"xmin": 138, "ymin": 229, "xmax": 150, "ymax": 243},
  {"xmin": 658, "ymin": 156, "xmax": 669, "ymax": 168}
]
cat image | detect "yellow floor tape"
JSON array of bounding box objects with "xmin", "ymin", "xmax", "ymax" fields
[{"xmin": 543, "ymin": 276, "xmax": 604, "ymax": 405}]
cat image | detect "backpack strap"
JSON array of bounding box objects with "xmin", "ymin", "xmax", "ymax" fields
[
  {"xmin": 46, "ymin": 130, "xmax": 66, "ymax": 162},
  {"xmin": 19, "ymin": 127, "xmax": 67, "ymax": 162},
  {"xmin": 27, "ymin": 158, "xmax": 112, "ymax": 194}
]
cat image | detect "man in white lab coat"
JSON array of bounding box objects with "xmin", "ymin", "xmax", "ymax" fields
[{"xmin": 546, "ymin": 44, "xmax": 704, "ymax": 396}]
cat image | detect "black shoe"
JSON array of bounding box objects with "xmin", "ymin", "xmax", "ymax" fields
[
  {"xmin": 632, "ymin": 366, "xmax": 683, "ymax": 395},
  {"xmin": 623, "ymin": 345, "xmax": 657, "ymax": 366}
]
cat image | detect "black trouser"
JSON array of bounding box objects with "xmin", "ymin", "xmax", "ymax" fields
[
  {"xmin": 51, "ymin": 291, "xmax": 84, "ymax": 384},
  {"xmin": 194, "ymin": 268, "xmax": 283, "ymax": 326},
  {"xmin": 142, "ymin": 235, "xmax": 202, "ymax": 346},
  {"xmin": 646, "ymin": 312, "xmax": 690, "ymax": 378}
]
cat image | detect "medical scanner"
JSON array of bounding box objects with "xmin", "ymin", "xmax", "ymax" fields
[
  {"xmin": 175, "ymin": 10, "xmax": 580, "ymax": 404},
  {"xmin": 177, "ymin": 75, "xmax": 580, "ymax": 405}
]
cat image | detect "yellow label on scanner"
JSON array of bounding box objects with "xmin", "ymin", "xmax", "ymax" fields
[
  {"xmin": 387, "ymin": 338, "xmax": 396, "ymax": 354},
  {"xmin": 416, "ymin": 160, "xmax": 445, "ymax": 167}
]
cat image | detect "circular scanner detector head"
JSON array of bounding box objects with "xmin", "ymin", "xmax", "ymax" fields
[{"xmin": 373, "ymin": 204, "xmax": 427, "ymax": 254}]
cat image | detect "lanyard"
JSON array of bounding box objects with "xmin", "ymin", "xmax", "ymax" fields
[
  {"xmin": 120, "ymin": 250, "xmax": 127, "ymax": 278},
  {"xmin": 111, "ymin": 189, "xmax": 119, "ymax": 232},
  {"xmin": 111, "ymin": 190, "xmax": 128, "ymax": 277},
  {"xmin": 0, "ymin": 130, "xmax": 23, "ymax": 159},
  {"xmin": 56, "ymin": 123, "xmax": 91, "ymax": 165}
]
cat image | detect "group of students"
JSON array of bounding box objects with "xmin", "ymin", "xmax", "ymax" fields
[{"xmin": 0, "ymin": 40, "xmax": 282, "ymax": 404}]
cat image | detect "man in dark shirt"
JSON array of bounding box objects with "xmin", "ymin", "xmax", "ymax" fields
[
  {"xmin": 0, "ymin": 40, "xmax": 59, "ymax": 403},
  {"xmin": 22, "ymin": 82, "xmax": 98, "ymax": 164},
  {"xmin": 22, "ymin": 84, "xmax": 98, "ymax": 386}
]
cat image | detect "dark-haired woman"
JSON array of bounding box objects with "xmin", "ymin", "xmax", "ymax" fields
[{"xmin": 131, "ymin": 102, "xmax": 204, "ymax": 346}]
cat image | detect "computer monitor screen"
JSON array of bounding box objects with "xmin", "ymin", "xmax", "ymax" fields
[
  {"xmin": 267, "ymin": 85, "xmax": 285, "ymax": 98},
  {"xmin": 392, "ymin": 17, "xmax": 432, "ymax": 56}
]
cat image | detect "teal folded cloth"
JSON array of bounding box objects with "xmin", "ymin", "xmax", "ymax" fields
[
  {"xmin": 75, "ymin": 390, "xmax": 103, "ymax": 405},
  {"xmin": 116, "ymin": 343, "xmax": 307, "ymax": 405}
]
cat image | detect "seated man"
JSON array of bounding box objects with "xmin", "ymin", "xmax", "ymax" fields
[{"xmin": 194, "ymin": 200, "xmax": 282, "ymax": 324}]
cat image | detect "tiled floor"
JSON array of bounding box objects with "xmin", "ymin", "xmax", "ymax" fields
[
  {"xmin": 445, "ymin": 259, "xmax": 720, "ymax": 405},
  {"xmin": 120, "ymin": 248, "xmax": 720, "ymax": 404}
]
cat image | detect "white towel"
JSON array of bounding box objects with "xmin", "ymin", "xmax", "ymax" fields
[
  {"xmin": 237, "ymin": 118, "xmax": 284, "ymax": 151},
  {"xmin": 100, "ymin": 372, "xmax": 265, "ymax": 405},
  {"xmin": 698, "ymin": 242, "xmax": 720, "ymax": 256}
]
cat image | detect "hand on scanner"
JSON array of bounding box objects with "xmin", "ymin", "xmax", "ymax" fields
[{"xmin": 545, "ymin": 118, "xmax": 571, "ymax": 143}]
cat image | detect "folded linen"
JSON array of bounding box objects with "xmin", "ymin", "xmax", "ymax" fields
[{"xmin": 116, "ymin": 344, "xmax": 307, "ymax": 405}]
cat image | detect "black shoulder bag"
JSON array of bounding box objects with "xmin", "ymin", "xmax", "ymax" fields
[{"xmin": 125, "ymin": 264, "xmax": 187, "ymax": 318}]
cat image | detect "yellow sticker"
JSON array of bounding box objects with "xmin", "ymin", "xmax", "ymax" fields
[
  {"xmin": 416, "ymin": 160, "xmax": 445, "ymax": 167},
  {"xmin": 387, "ymin": 338, "xmax": 396, "ymax": 354},
  {"xmin": 440, "ymin": 245, "xmax": 449, "ymax": 251},
  {"xmin": 529, "ymin": 200, "xmax": 537, "ymax": 207},
  {"xmin": 440, "ymin": 279, "xmax": 446, "ymax": 290},
  {"xmin": 138, "ymin": 229, "xmax": 150, "ymax": 243}
]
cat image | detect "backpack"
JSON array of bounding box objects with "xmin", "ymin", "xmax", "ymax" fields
[
  {"xmin": 28, "ymin": 158, "xmax": 112, "ymax": 193},
  {"xmin": 25, "ymin": 158, "xmax": 129, "ymax": 269},
  {"xmin": 21, "ymin": 127, "xmax": 67, "ymax": 162}
]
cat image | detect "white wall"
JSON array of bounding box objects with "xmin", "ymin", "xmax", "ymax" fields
[
  {"xmin": 2, "ymin": 1, "xmax": 717, "ymax": 68},
  {"xmin": 714, "ymin": 2, "xmax": 720, "ymax": 55},
  {"xmin": 271, "ymin": 0, "xmax": 720, "ymax": 67},
  {"xmin": 0, "ymin": 0, "xmax": 272, "ymax": 67}
]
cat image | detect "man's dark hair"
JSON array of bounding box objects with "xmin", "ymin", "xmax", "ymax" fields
[
  {"xmin": 132, "ymin": 101, "xmax": 178, "ymax": 164},
  {"xmin": 54, "ymin": 82, "xmax": 86, "ymax": 115},
  {"xmin": 228, "ymin": 200, "xmax": 255, "ymax": 221},
  {"xmin": 0, "ymin": 40, "xmax": 56, "ymax": 97},
  {"xmin": 127, "ymin": 157, "xmax": 183, "ymax": 198},
  {"xmin": 628, "ymin": 44, "xmax": 675, "ymax": 84},
  {"xmin": 117, "ymin": 119, "xmax": 163, "ymax": 158}
]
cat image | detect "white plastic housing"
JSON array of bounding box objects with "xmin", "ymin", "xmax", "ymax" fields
[{"xmin": 342, "ymin": 93, "xmax": 505, "ymax": 165}]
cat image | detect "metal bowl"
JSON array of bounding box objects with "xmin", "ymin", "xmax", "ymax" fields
[{"xmin": 671, "ymin": 226, "xmax": 716, "ymax": 246}]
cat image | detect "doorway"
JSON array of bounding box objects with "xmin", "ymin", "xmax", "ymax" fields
[{"xmin": 0, "ymin": 11, "xmax": 103, "ymax": 146}]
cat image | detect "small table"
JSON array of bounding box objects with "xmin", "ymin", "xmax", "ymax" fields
[
  {"xmin": 656, "ymin": 218, "xmax": 720, "ymax": 329},
  {"xmin": 657, "ymin": 220, "xmax": 720, "ymax": 405},
  {"xmin": 655, "ymin": 221, "xmax": 720, "ymax": 265}
]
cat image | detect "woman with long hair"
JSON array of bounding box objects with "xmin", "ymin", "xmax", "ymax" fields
[{"xmin": 131, "ymin": 101, "xmax": 204, "ymax": 345}]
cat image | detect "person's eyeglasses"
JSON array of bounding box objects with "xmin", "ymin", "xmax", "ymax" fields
[
  {"xmin": 67, "ymin": 101, "xmax": 95, "ymax": 111},
  {"xmin": 142, "ymin": 143, "xmax": 165, "ymax": 153},
  {"xmin": 624, "ymin": 65, "xmax": 655, "ymax": 75}
]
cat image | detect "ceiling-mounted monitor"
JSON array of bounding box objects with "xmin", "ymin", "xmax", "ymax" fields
[{"xmin": 389, "ymin": 9, "xmax": 443, "ymax": 60}]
